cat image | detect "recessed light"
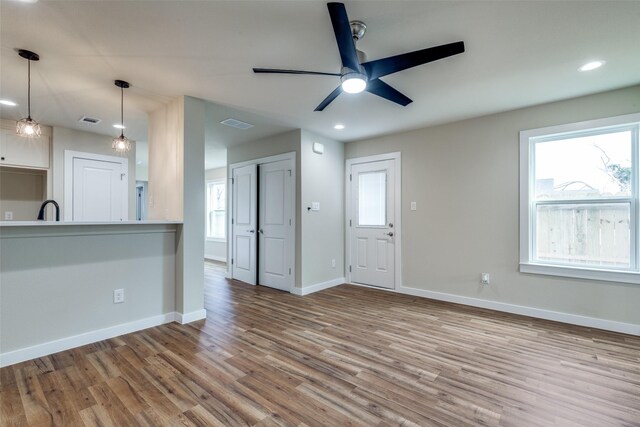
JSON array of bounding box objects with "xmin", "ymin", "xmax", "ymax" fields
[
  {"xmin": 579, "ymin": 60, "xmax": 605, "ymax": 72},
  {"xmin": 334, "ymin": 124, "xmax": 345, "ymax": 130},
  {"xmin": 113, "ymin": 124, "xmax": 126, "ymax": 129},
  {"xmin": 0, "ymin": 99, "xmax": 17, "ymax": 106}
]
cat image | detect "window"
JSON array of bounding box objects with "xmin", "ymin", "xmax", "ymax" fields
[
  {"xmin": 520, "ymin": 113, "xmax": 640, "ymax": 284},
  {"xmin": 206, "ymin": 180, "xmax": 226, "ymax": 240}
]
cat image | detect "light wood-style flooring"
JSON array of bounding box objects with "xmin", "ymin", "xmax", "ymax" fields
[{"xmin": 1, "ymin": 261, "xmax": 639, "ymax": 426}]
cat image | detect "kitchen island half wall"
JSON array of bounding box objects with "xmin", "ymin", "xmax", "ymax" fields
[{"xmin": 0, "ymin": 221, "xmax": 203, "ymax": 367}]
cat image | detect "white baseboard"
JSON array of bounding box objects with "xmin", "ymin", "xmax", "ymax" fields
[
  {"xmin": 0, "ymin": 312, "xmax": 176, "ymax": 368},
  {"xmin": 204, "ymin": 255, "xmax": 226, "ymax": 263},
  {"xmin": 291, "ymin": 277, "xmax": 345, "ymax": 296},
  {"xmin": 394, "ymin": 285, "xmax": 639, "ymax": 336},
  {"xmin": 175, "ymin": 309, "xmax": 207, "ymax": 324}
]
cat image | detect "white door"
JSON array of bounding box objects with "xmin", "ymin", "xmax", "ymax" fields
[
  {"xmin": 232, "ymin": 164, "xmax": 257, "ymax": 285},
  {"xmin": 258, "ymin": 160, "xmax": 293, "ymax": 291},
  {"xmin": 349, "ymin": 159, "xmax": 396, "ymax": 288},
  {"xmin": 71, "ymin": 157, "xmax": 127, "ymax": 221}
]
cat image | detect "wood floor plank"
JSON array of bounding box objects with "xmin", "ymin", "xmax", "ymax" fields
[{"xmin": 2, "ymin": 260, "xmax": 639, "ymax": 426}]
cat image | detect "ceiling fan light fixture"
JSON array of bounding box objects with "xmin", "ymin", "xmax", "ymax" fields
[
  {"xmin": 341, "ymin": 72, "xmax": 367, "ymax": 94},
  {"xmin": 16, "ymin": 49, "xmax": 41, "ymax": 138}
]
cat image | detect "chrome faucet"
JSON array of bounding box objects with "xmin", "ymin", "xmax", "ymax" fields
[{"xmin": 37, "ymin": 200, "xmax": 60, "ymax": 221}]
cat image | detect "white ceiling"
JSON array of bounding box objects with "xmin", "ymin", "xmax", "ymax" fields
[{"xmin": 1, "ymin": 1, "xmax": 639, "ymax": 148}]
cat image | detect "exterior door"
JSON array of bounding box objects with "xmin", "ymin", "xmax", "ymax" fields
[
  {"xmin": 232, "ymin": 164, "xmax": 257, "ymax": 285},
  {"xmin": 258, "ymin": 160, "xmax": 293, "ymax": 291},
  {"xmin": 349, "ymin": 159, "xmax": 395, "ymax": 288},
  {"xmin": 71, "ymin": 157, "xmax": 127, "ymax": 221}
]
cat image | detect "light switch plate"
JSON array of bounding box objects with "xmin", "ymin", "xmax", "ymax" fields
[
  {"xmin": 410, "ymin": 202, "xmax": 417, "ymax": 211},
  {"xmin": 311, "ymin": 202, "xmax": 320, "ymax": 211},
  {"xmin": 4, "ymin": 211, "xmax": 13, "ymax": 220}
]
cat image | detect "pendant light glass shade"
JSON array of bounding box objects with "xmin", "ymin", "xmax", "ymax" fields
[
  {"xmin": 16, "ymin": 117, "xmax": 41, "ymax": 138},
  {"xmin": 16, "ymin": 50, "xmax": 41, "ymax": 138},
  {"xmin": 112, "ymin": 80, "xmax": 131, "ymax": 154}
]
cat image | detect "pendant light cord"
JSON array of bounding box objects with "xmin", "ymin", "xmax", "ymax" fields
[
  {"xmin": 120, "ymin": 85, "xmax": 124, "ymax": 138},
  {"xmin": 27, "ymin": 59, "xmax": 31, "ymax": 119}
]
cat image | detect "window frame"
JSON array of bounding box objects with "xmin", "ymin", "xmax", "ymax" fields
[
  {"xmin": 205, "ymin": 179, "xmax": 226, "ymax": 242},
  {"xmin": 519, "ymin": 113, "xmax": 640, "ymax": 284}
]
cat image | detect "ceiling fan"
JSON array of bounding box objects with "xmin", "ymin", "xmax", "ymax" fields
[{"xmin": 253, "ymin": 2, "xmax": 465, "ymax": 111}]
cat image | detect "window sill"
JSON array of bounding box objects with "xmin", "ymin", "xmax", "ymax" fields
[
  {"xmin": 520, "ymin": 262, "xmax": 640, "ymax": 285},
  {"xmin": 206, "ymin": 238, "xmax": 226, "ymax": 243}
]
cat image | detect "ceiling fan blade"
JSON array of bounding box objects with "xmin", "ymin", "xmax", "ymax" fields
[
  {"xmin": 362, "ymin": 41, "xmax": 465, "ymax": 80},
  {"xmin": 314, "ymin": 86, "xmax": 343, "ymax": 111},
  {"xmin": 327, "ymin": 2, "xmax": 360, "ymax": 72},
  {"xmin": 253, "ymin": 68, "xmax": 341, "ymax": 77},
  {"xmin": 366, "ymin": 79, "xmax": 413, "ymax": 106}
]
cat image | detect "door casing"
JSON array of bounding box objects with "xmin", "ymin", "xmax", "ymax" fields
[
  {"xmin": 346, "ymin": 152, "xmax": 402, "ymax": 289},
  {"xmin": 228, "ymin": 152, "xmax": 296, "ymax": 292}
]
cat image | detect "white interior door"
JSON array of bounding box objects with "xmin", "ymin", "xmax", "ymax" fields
[
  {"xmin": 349, "ymin": 159, "xmax": 395, "ymax": 288},
  {"xmin": 258, "ymin": 160, "xmax": 293, "ymax": 291},
  {"xmin": 232, "ymin": 164, "xmax": 257, "ymax": 285},
  {"xmin": 71, "ymin": 157, "xmax": 127, "ymax": 221}
]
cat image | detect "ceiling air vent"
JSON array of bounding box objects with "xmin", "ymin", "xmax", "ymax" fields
[
  {"xmin": 79, "ymin": 116, "xmax": 102, "ymax": 125},
  {"xmin": 220, "ymin": 118, "xmax": 254, "ymax": 130}
]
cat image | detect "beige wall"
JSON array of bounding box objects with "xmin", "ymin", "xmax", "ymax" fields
[
  {"xmin": 0, "ymin": 167, "xmax": 46, "ymax": 221},
  {"xmin": 205, "ymin": 167, "xmax": 227, "ymax": 261},
  {"xmin": 345, "ymin": 85, "xmax": 640, "ymax": 326},
  {"xmin": 52, "ymin": 126, "xmax": 136, "ymax": 220},
  {"xmin": 300, "ymin": 131, "xmax": 345, "ymax": 286},
  {"xmin": 0, "ymin": 224, "xmax": 176, "ymax": 355}
]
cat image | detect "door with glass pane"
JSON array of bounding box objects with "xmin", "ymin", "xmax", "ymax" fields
[{"xmin": 350, "ymin": 159, "xmax": 395, "ymax": 288}]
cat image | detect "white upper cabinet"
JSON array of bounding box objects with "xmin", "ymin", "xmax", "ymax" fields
[{"xmin": 0, "ymin": 128, "xmax": 50, "ymax": 169}]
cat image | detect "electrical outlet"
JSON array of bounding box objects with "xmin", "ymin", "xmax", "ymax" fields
[
  {"xmin": 4, "ymin": 211, "xmax": 13, "ymax": 220},
  {"xmin": 331, "ymin": 259, "xmax": 336, "ymax": 268},
  {"xmin": 481, "ymin": 273, "xmax": 490, "ymax": 285},
  {"xmin": 113, "ymin": 289, "xmax": 124, "ymax": 304}
]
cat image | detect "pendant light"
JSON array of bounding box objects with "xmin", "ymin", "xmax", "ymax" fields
[
  {"xmin": 112, "ymin": 80, "xmax": 131, "ymax": 154},
  {"xmin": 16, "ymin": 49, "xmax": 41, "ymax": 138}
]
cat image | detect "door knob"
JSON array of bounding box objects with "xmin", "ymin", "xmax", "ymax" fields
[
  {"xmin": 389, "ymin": 223, "xmax": 394, "ymax": 228},
  {"xmin": 247, "ymin": 229, "xmax": 255, "ymax": 233},
  {"xmin": 385, "ymin": 232, "xmax": 394, "ymax": 237},
  {"xmin": 258, "ymin": 229, "xmax": 264, "ymax": 234}
]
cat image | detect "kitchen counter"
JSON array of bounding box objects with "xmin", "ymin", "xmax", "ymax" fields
[{"xmin": 0, "ymin": 220, "xmax": 182, "ymax": 227}]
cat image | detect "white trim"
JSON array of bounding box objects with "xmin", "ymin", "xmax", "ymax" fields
[
  {"xmin": 0, "ymin": 312, "xmax": 176, "ymax": 367},
  {"xmin": 228, "ymin": 152, "xmax": 296, "ymax": 291},
  {"xmin": 205, "ymin": 255, "xmax": 227, "ymax": 263},
  {"xmin": 520, "ymin": 262, "xmax": 640, "ymax": 284},
  {"xmin": 175, "ymin": 309, "xmax": 207, "ymax": 324},
  {"xmin": 290, "ymin": 277, "xmax": 345, "ymax": 296},
  {"xmin": 345, "ymin": 152, "xmax": 402, "ymax": 290},
  {"xmin": 63, "ymin": 150, "xmax": 129, "ymax": 221},
  {"xmin": 396, "ymin": 285, "xmax": 639, "ymax": 336}
]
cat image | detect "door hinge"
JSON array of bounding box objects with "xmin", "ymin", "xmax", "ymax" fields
[
  {"xmin": 232, "ymin": 218, "xmax": 234, "ymax": 224},
  {"xmin": 349, "ymin": 219, "xmax": 352, "ymax": 227},
  {"xmin": 349, "ymin": 173, "xmax": 352, "ymax": 181},
  {"xmin": 289, "ymin": 219, "xmax": 292, "ymax": 226},
  {"xmin": 121, "ymin": 173, "xmax": 126, "ymax": 181},
  {"xmin": 288, "ymin": 169, "xmax": 292, "ymax": 177},
  {"xmin": 349, "ymin": 265, "xmax": 352, "ymax": 272},
  {"xmin": 231, "ymin": 178, "xmax": 234, "ymax": 185},
  {"xmin": 289, "ymin": 268, "xmax": 291, "ymax": 275},
  {"xmin": 231, "ymin": 258, "xmax": 234, "ymax": 265}
]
